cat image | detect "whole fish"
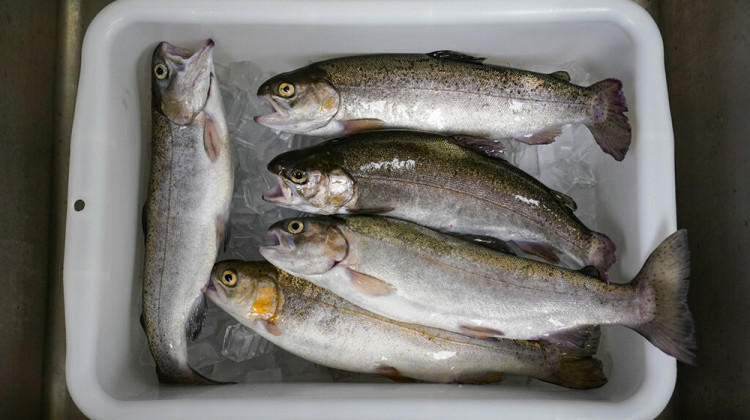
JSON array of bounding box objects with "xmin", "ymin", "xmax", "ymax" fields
[
  {"xmin": 264, "ymin": 130, "xmax": 616, "ymax": 279},
  {"xmin": 259, "ymin": 216, "xmax": 696, "ymax": 364},
  {"xmin": 206, "ymin": 260, "xmax": 606, "ymax": 389},
  {"xmin": 142, "ymin": 40, "xmax": 233, "ymax": 384},
  {"xmin": 255, "ymin": 51, "xmax": 631, "ymax": 160}
]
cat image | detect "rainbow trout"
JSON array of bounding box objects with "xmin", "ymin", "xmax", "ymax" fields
[
  {"xmin": 142, "ymin": 40, "xmax": 233, "ymax": 384},
  {"xmin": 263, "ymin": 130, "xmax": 616, "ymax": 279},
  {"xmin": 259, "ymin": 216, "xmax": 696, "ymax": 364},
  {"xmin": 206, "ymin": 260, "xmax": 606, "ymax": 389},
  {"xmin": 255, "ymin": 51, "xmax": 631, "ymax": 160}
]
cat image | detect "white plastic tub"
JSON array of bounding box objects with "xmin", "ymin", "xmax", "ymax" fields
[{"xmin": 64, "ymin": 0, "xmax": 677, "ymax": 418}]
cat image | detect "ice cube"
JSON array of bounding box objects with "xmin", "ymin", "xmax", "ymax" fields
[{"xmin": 220, "ymin": 322, "xmax": 275, "ymax": 362}]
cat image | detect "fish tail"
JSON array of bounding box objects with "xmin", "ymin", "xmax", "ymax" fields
[
  {"xmin": 585, "ymin": 78, "xmax": 631, "ymax": 161},
  {"xmin": 541, "ymin": 354, "xmax": 607, "ymax": 390},
  {"xmin": 631, "ymin": 229, "xmax": 697, "ymax": 364},
  {"xmin": 589, "ymin": 231, "xmax": 617, "ymax": 282}
]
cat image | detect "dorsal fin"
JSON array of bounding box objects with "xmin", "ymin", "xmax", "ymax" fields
[
  {"xmin": 427, "ymin": 50, "xmax": 485, "ymax": 64},
  {"xmin": 548, "ymin": 71, "xmax": 571, "ymax": 82},
  {"xmin": 553, "ymin": 191, "xmax": 578, "ymax": 211}
]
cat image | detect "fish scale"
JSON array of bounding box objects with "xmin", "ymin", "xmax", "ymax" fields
[
  {"xmin": 255, "ymin": 51, "xmax": 630, "ymax": 160},
  {"xmin": 265, "ymin": 131, "xmax": 615, "ymax": 277},
  {"xmin": 142, "ymin": 40, "xmax": 233, "ymax": 384},
  {"xmin": 206, "ymin": 260, "xmax": 607, "ymax": 389}
]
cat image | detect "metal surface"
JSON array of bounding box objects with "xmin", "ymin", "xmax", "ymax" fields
[
  {"xmin": 660, "ymin": 0, "xmax": 750, "ymax": 418},
  {"xmin": 0, "ymin": 0, "xmax": 746, "ymax": 418},
  {"xmin": 0, "ymin": 1, "xmax": 58, "ymax": 418}
]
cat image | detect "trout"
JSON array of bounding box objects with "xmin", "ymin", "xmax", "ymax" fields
[
  {"xmin": 206, "ymin": 260, "xmax": 606, "ymax": 389},
  {"xmin": 263, "ymin": 130, "xmax": 616, "ymax": 279},
  {"xmin": 255, "ymin": 51, "xmax": 630, "ymax": 160},
  {"xmin": 142, "ymin": 40, "xmax": 233, "ymax": 384},
  {"xmin": 259, "ymin": 216, "xmax": 695, "ymax": 364}
]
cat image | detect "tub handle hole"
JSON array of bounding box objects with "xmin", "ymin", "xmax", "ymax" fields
[{"xmin": 74, "ymin": 200, "xmax": 85, "ymax": 211}]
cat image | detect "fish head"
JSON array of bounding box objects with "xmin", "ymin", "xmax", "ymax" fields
[
  {"xmin": 259, "ymin": 217, "xmax": 348, "ymax": 276},
  {"xmin": 263, "ymin": 149, "xmax": 357, "ymax": 214},
  {"xmin": 254, "ymin": 67, "xmax": 340, "ymax": 133},
  {"xmin": 151, "ymin": 39, "xmax": 214, "ymax": 125},
  {"xmin": 206, "ymin": 260, "xmax": 278, "ymax": 319}
]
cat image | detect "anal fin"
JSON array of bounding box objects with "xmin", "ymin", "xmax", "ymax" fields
[
  {"xmin": 517, "ymin": 126, "xmax": 563, "ymax": 145},
  {"xmin": 541, "ymin": 325, "xmax": 601, "ymax": 353},
  {"xmin": 375, "ymin": 365, "xmax": 417, "ymax": 383},
  {"xmin": 454, "ymin": 372, "xmax": 505, "ymax": 385}
]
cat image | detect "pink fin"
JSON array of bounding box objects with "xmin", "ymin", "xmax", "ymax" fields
[
  {"xmin": 454, "ymin": 372, "xmax": 505, "ymax": 385},
  {"xmin": 216, "ymin": 215, "xmax": 229, "ymax": 253},
  {"xmin": 514, "ymin": 240, "xmax": 560, "ymax": 264},
  {"xmin": 586, "ymin": 78, "xmax": 631, "ymax": 161},
  {"xmin": 263, "ymin": 320, "xmax": 281, "ymax": 336},
  {"xmin": 449, "ymin": 134, "xmax": 506, "ymax": 158},
  {"xmin": 374, "ymin": 365, "xmax": 416, "ymax": 383},
  {"xmin": 459, "ymin": 325, "xmax": 505, "ymax": 339},
  {"xmin": 541, "ymin": 325, "xmax": 601, "ymax": 353},
  {"xmin": 340, "ymin": 118, "xmax": 386, "ymax": 134},
  {"xmin": 346, "ymin": 268, "xmax": 394, "ymax": 296},
  {"xmin": 517, "ymin": 126, "xmax": 563, "ymax": 145},
  {"xmin": 203, "ymin": 116, "xmax": 220, "ymax": 162}
]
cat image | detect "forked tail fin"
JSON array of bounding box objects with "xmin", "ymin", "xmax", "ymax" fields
[
  {"xmin": 586, "ymin": 78, "xmax": 631, "ymax": 161},
  {"xmin": 631, "ymin": 230, "xmax": 697, "ymax": 364}
]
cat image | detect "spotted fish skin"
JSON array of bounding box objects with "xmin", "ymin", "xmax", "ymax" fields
[
  {"xmin": 142, "ymin": 40, "xmax": 233, "ymax": 384},
  {"xmin": 261, "ymin": 217, "xmax": 696, "ymax": 365},
  {"xmin": 263, "ymin": 130, "xmax": 616, "ymax": 279},
  {"xmin": 206, "ymin": 260, "xmax": 607, "ymax": 389},
  {"xmin": 255, "ymin": 51, "xmax": 631, "ymax": 160}
]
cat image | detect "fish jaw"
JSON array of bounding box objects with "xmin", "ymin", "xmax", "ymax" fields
[
  {"xmin": 254, "ymin": 79, "xmax": 340, "ymax": 134},
  {"xmin": 154, "ymin": 39, "xmax": 214, "ymax": 125},
  {"xmin": 259, "ymin": 221, "xmax": 348, "ymax": 276}
]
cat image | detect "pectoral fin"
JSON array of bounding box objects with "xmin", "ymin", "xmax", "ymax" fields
[
  {"xmin": 340, "ymin": 118, "xmax": 386, "ymax": 134},
  {"xmin": 345, "ymin": 268, "xmax": 394, "ymax": 296},
  {"xmin": 459, "ymin": 325, "xmax": 505, "ymax": 339},
  {"xmin": 203, "ymin": 116, "xmax": 221, "ymax": 162}
]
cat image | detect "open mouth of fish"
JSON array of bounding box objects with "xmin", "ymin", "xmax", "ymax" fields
[
  {"xmin": 254, "ymin": 95, "xmax": 296, "ymax": 126},
  {"xmin": 262, "ymin": 176, "xmax": 301, "ymax": 206},
  {"xmin": 262, "ymin": 229, "xmax": 296, "ymax": 251}
]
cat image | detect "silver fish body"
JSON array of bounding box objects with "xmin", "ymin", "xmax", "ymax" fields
[
  {"xmin": 264, "ymin": 130, "xmax": 616, "ymax": 279},
  {"xmin": 260, "ymin": 216, "xmax": 696, "ymax": 364},
  {"xmin": 142, "ymin": 40, "xmax": 233, "ymax": 384},
  {"xmin": 206, "ymin": 260, "xmax": 606, "ymax": 389},
  {"xmin": 255, "ymin": 51, "xmax": 631, "ymax": 160}
]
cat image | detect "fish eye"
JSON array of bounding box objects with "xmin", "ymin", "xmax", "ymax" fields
[
  {"xmin": 221, "ymin": 269, "xmax": 238, "ymax": 287},
  {"xmin": 287, "ymin": 220, "xmax": 304, "ymax": 234},
  {"xmin": 154, "ymin": 64, "xmax": 168, "ymax": 80},
  {"xmin": 289, "ymin": 169, "xmax": 307, "ymax": 184},
  {"xmin": 278, "ymin": 83, "xmax": 295, "ymax": 98}
]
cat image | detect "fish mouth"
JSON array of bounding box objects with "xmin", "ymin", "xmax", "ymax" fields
[
  {"xmin": 254, "ymin": 95, "xmax": 297, "ymax": 127},
  {"xmin": 262, "ymin": 176, "xmax": 298, "ymax": 206},
  {"xmin": 203, "ymin": 278, "xmax": 225, "ymax": 307}
]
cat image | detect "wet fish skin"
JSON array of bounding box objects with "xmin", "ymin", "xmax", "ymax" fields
[
  {"xmin": 260, "ymin": 216, "xmax": 696, "ymax": 364},
  {"xmin": 142, "ymin": 40, "xmax": 233, "ymax": 384},
  {"xmin": 263, "ymin": 130, "xmax": 616, "ymax": 279},
  {"xmin": 255, "ymin": 51, "xmax": 630, "ymax": 160},
  {"xmin": 206, "ymin": 260, "xmax": 607, "ymax": 389}
]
